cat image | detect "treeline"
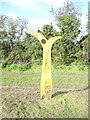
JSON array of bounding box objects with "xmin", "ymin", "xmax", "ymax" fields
[{"xmin": 0, "ymin": 1, "xmax": 89, "ymax": 68}]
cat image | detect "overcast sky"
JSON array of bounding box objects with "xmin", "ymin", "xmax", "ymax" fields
[{"xmin": 0, "ymin": 0, "xmax": 89, "ymax": 35}]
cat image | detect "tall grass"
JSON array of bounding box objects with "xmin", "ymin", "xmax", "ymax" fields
[{"xmin": 1, "ymin": 63, "xmax": 88, "ymax": 75}]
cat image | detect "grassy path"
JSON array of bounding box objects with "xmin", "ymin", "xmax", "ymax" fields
[{"xmin": 2, "ymin": 73, "xmax": 88, "ymax": 78}]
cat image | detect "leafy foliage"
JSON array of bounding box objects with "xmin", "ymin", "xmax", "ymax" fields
[
  {"xmin": 50, "ymin": 1, "xmax": 81, "ymax": 65},
  {"xmin": 38, "ymin": 23, "xmax": 59, "ymax": 39},
  {"xmin": 0, "ymin": 4, "xmax": 88, "ymax": 68}
]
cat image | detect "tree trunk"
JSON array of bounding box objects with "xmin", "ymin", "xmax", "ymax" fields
[{"xmin": 10, "ymin": 39, "xmax": 13, "ymax": 51}]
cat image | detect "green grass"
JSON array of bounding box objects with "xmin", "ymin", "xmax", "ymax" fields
[
  {"xmin": 2, "ymin": 76, "xmax": 40, "ymax": 84},
  {"xmin": 2, "ymin": 75, "xmax": 88, "ymax": 85},
  {"xmin": 1, "ymin": 64, "xmax": 88, "ymax": 118},
  {"xmin": 2, "ymin": 90, "xmax": 88, "ymax": 118},
  {"xmin": 1, "ymin": 63, "xmax": 88, "ymax": 75},
  {"xmin": 2, "ymin": 75, "xmax": 88, "ymax": 118},
  {"xmin": 52, "ymin": 64, "xmax": 88, "ymax": 75}
]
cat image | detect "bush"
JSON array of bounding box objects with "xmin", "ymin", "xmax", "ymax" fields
[{"xmin": 2, "ymin": 64, "xmax": 29, "ymax": 72}]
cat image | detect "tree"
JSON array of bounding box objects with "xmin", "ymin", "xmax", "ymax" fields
[
  {"xmin": 38, "ymin": 23, "xmax": 59, "ymax": 39},
  {"xmin": 24, "ymin": 33, "xmax": 43, "ymax": 66},
  {"xmin": 0, "ymin": 15, "xmax": 28, "ymax": 60},
  {"xmin": 6, "ymin": 17, "xmax": 28, "ymax": 51},
  {"xmin": 1, "ymin": 15, "xmax": 29, "ymax": 67},
  {"xmin": 76, "ymin": 34, "xmax": 89, "ymax": 64},
  {"xmin": 50, "ymin": 0, "xmax": 81, "ymax": 65},
  {"xmin": 0, "ymin": 15, "xmax": 9, "ymax": 60}
]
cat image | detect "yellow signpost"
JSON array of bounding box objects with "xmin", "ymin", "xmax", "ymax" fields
[{"xmin": 27, "ymin": 31, "xmax": 62, "ymax": 99}]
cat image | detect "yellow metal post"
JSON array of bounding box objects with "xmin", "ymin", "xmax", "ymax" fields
[{"xmin": 27, "ymin": 31, "xmax": 62, "ymax": 98}]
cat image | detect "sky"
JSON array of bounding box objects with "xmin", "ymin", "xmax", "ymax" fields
[{"xmin": 0, "ymin": 0, "xmax": 89, "ymax": 36}]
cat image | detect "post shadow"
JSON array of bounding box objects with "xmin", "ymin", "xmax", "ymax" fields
[{"xmin": 52, "ymin": 86, "xmax": 89, "ymax": 98}]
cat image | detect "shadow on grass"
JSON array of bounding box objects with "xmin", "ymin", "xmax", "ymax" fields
[{"xmin": 52, "ymin": 86, "xmax": 90, "ymax": 98}]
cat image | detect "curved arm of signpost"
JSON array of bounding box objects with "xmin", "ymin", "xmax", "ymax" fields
[
  {"xmin": 27, "ymin": 31, "xmax": 47, "ymax": 47},
  {"xmin": 48, "ymin": 36, "xmax": 62, "ymax": 48}
]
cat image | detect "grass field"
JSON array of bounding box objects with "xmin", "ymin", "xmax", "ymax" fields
[
  {"xmin": 2, "ymin": 63, "xmax": 88, "ymax": 74},
  {"xmin": 1, "ymin": 64, "xmax": 89, "ymax": 118}
]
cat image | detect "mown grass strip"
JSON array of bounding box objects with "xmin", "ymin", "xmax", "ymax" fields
[{"xmin": 2, "ymin": 76, "xmax": 88, "ymax": 85}]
